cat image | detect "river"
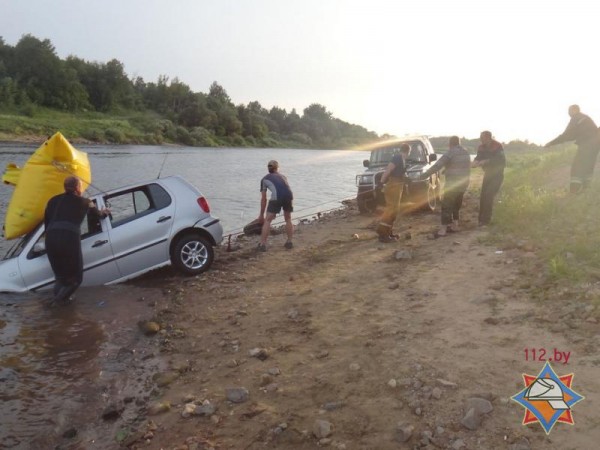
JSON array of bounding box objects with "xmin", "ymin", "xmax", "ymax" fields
[
  {"xmin": 0, "ymin": 143, "xmax": 369, "ymax": 449},
  {"xmin": 0, "ymin": 143, "xmax": 370, "ymax": 255}
]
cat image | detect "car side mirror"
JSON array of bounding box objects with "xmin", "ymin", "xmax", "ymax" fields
[
  {"xmin": 363, "ymin": 159, "xmax": 370, "ymax": 168},
  {"xmin": 429, "ymin": 154, "xmax": 438, "ymax": 162}
]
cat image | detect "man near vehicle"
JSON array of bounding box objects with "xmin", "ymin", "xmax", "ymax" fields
[
  {"xmin": 545, "ymin": 104, "xmax": 600, "ymax": 193},
  {"xmin": 421, "ymin": 136, "xmax": 471, "ymax": 237},
  {"xmin": 257, "ymin": 160, "xmax": 294, "ymax": 251},
  {"xmin": 44, "ymin": 176, "xmax": 109, "ymax": 303},
  {"xmin": 472, "ymin": 130, "xmax": 505, "ymax": 226},
  {"xmin": 376, "ymin": 143, "xmax": 410, "ymax": 243}
]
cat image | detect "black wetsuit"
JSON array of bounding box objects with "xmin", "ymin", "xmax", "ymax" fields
[{"xmin": 44, "ymin": 192, "xmax": 99, "ymax": 301}]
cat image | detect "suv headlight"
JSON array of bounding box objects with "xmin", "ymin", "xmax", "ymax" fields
[
  {"xmin": 406, "ymin": 170, "xmax": 422, "ymax": 180},
  {"xmin": 356, "ymin": 174, "xmax": 374, "ymax": 186}
]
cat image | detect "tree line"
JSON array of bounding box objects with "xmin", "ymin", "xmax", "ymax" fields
[{"xmin": 0, "ymin": 34, "xmax": 378, "ymax": 148}]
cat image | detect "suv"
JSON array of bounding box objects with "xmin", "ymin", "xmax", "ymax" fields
[
  {"xmin": 355, "ymin": 136, "xmax": 443, "ymax": 213},
  {"xmin": 0, "ymin": 175, "xmax": 223, "ymax": 293}
]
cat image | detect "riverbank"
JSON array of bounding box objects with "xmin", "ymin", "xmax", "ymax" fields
[{"xmin": 33, "ymin": 167, "xmax": 598, "ymax": 449}]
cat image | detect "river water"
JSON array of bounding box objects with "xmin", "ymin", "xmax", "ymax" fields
[{"xmin": 0, "ymin": 143, "xmax": 369, "ymax": 449}]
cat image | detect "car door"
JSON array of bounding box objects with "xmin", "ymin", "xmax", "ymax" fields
[
  {"xmin": 104, "ymin": 183, "xmax": 175, "ymax": 278},
  {"xmin": 19, "ymin": 199, "xmax": 120, "ymax": 291}
]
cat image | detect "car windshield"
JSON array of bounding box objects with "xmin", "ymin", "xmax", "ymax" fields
[
  {"xmin": 3, "ymin": 226, "xmax": 38, "ymax": 260},
  {"xmin": 369, "ymin": 141, "xmax": 427, "ymax": 165}
]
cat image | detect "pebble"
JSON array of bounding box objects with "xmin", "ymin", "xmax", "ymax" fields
[
  {"xmin": 313, "ymin": 419, "xmax": 333, "ymax": 438},
  {"xmin": 394, "ymin": 423, "xmax": 414, "ymax": 443},
  {"xmin": 432, "ymin": 387, "xmax": 442, "ymax": 399},
  {"xmin": 388, "ymin": 378, "xmax": 397, "ymax": 388},
  {"xmin": 466, "ymin": 397, "xmax": 493, "ymax": 414},
  {"xmin": 349, "ymin": 363, "xmax": 360, "ymax": 371},
  {"xmin": 225, "ymin": 387, "xmax": 249, "ymax": 403},
  {"xmin": 461, "ymin": 407, "xmax": 481, "ymax": 430},
  {"xmin": 249, "ymin": 348, "xmax": 269, "ymax": 360}
]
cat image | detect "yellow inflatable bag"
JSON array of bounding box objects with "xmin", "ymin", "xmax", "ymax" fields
[{"xmin": 2, "ymin": 132, "xmax": 91, "ymax": 239}]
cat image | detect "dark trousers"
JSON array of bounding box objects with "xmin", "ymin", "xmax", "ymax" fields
[
  {"xmin": 46, "ymin": 230, "xmax": 83, "ymax": 301},
  {"xmin": 441, "ymin": 181, "xmax": 468, "ymax": 225},
  {"xmin": 571, "ymin": 144, "xmax": 600, "ymax": 191},
  {"xmin": 479, "ymin": 171, "xmax": 504, "ymax": 226}
]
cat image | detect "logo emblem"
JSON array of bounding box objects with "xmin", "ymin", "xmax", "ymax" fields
[{"xmin": 512, "ymin": 362, "xmax": 584, "ymax": 434}]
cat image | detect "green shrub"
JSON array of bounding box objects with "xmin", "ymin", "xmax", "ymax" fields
[
  {"xmin": 81, "ymin": 128, "xmax": 105, "ymax": 142},
  {"xmin": 105, "ymin": 128, "xmax": 125, "ymax": 143}
]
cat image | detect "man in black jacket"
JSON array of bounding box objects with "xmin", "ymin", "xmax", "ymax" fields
[
  {"xmin": 472, "ymin": 131, "xmax": 505, "ymax": 226},
  {"xmin": 545, "ymin": 105, "xmax": 600, "ymax": 193},
  {"xmin": 44, "ymin": 176, "xmax": 109, "ymax": 303}
]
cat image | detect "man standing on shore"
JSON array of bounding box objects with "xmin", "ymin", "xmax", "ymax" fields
[
  {"xmin": 545, "ymin": 104, "xmax": 600, "ymax": 194},
  {"xmin": 257, "ymin": 160, "xmax": 294, "ymax": 252},
  {"xmin": 472, "ymin": 131, "xmax": 505, "ymax": 227},
  {"xmin": 421, "ymin": 136, "xmax": 471, "ymax": 237},
  {"xmin": 376, "ymin": 143, "xmax": 410, "ymax": 243}
]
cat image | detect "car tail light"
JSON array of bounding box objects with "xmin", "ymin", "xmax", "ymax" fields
[{"xmin": 197, "ymin": 197, "xmax": 210, "ymax": 213}]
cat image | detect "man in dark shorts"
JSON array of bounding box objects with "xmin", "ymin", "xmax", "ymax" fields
[
  {"xmin": 44, "ymin": 176, "xmax": 110, "ymax": 303},
  {"xmin": 257, "ymin": 160, "xmax": 294, "ymax": 251}
]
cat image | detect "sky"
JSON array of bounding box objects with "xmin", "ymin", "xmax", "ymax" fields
[{"xmin": 1, "ymin": 0, "xmax": 600, "ymax": 144}]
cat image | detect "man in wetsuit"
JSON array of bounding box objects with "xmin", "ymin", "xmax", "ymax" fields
[
  {"xmin": 257, "ymin": 160, "xmax": 294, "ymax": 251},
  {"xmin": 545, "ymin": 104, "xmax": 600, "ymax": 193},
  {"xmin": 44, "ymin": 176, "xmax": 109, "ymax": 303},
  {"xmin": 472, "ymin": 130, "xmax": 505, "ymax": 226},
  {"xmin": 376, "ymin": 143, "xmax": 410, "ymax": 243}
]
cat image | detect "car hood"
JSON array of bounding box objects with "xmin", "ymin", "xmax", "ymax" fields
[
  {"xmin": 361, "ymin": 161, "xmax": 430, "ymax": 175},
  {"xmin": 0, "ymin": 258, "xmax": 27, "ymax": 293}
]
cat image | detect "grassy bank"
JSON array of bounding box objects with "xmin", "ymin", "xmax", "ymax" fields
[{"xmin": 492, "ymin": 146, "xmax": 600, "ymax": 283}]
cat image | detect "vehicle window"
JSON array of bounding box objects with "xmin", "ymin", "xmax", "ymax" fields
[
  {"xmin": 83, "ymin": 200, "xmax": 103, "ymax": 237},
  {"xmin": 147, "ymin": 183, "xmax": 172, "ymax": 209},
  {"xmin": 106, "ymin": 188, "xmax": 154, "ymax": 228},
  {"xmin": 407, "ymin": 143, "xmax": 426, "ymax": 163}
]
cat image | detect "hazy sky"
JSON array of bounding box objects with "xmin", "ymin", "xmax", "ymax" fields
[{"xmin": 2, "ymin": 0, "xmax": 600, "ymax": 144}]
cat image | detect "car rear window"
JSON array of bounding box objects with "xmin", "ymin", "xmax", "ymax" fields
[{"xmin": 106, "ymin": 184, "xmax": 171, "ymax": 228}]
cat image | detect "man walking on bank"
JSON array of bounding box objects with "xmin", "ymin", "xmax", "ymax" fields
[
  {"xmin": 545, "ymin": 104, "xmax": 600, "ymax": 193},
  {"xmin": 420, "ymin": 136, "xmax": 471, "ymax": 237},
  {"xmin": 472, "ymin": 130, "xmax": 505, "ymax": 226},
  {"xmin": 257, "ymin": 160, "xmax": 294, "ymax": 251},
  {"xmin": 376, "ymin": 143, "xmax": 410, "ymax": 243}
]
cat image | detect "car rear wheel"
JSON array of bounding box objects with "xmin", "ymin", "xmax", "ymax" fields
[{"xmin": 171, "ymin": 234, "xmax": 214, "ymax": 275}]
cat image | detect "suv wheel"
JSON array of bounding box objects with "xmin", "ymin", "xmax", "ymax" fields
[
  {"xmin": 171, "ymin": 234, "xmax": 214, "ymax": 275},
  {"xmin": 426, "ymin": 181, "xmax": 437, "ymax": 211}
]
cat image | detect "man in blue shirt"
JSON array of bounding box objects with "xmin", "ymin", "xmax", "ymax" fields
[{"xmin": 257, "ymin": 160, "xmax": 294, "ymax": 251}]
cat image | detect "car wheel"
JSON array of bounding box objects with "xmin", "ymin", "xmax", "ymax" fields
[
  {"xmin": 357, "ymin": 195, "xmax": 376, "ymax": 215},
  {"xmin": 426, "ymin": 181, "xmax": 437, "ymax": 211},
  {"xmin": 171, "ymin": 234, "xmax": 214, "ymax": 275}
]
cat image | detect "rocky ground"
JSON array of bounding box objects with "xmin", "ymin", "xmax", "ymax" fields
[{"xmin": 49, "ymin": 180, "xmax": 600, "ymax": 450}]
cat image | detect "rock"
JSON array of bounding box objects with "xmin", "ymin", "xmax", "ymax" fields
[
  {"xmin": 62, "ymin": 428, "xmax": 77, "ymax": 439},
  {"xmin": 226, "ymin": 387, "xmax": 249, "ymax": 403},
  {"xmin": 153, "ymin": 371, "xmax": 179, "ymax": 387},
  {"xmin": 260, "ymin": 374, "xmax": 274, "ymax": 386},
  {"xmin": 101, "ymin": 402, "xmax": 125, "ymax": 421},
  {"xmin": 319, "ymin": 438, "xmax": 332, "ymax": 446},
  {"xmin": 349, "ymin": 363, "xmax": 360, "ymax": 371},
  {"xmin": 317, "ymin": 350, "xmax": 330, "ymax": 359},
  {"xmin": 394, "ymin": 249, "xmax": 413, "ymax": 260},
  {"xmin": 394, "ymin": 423, "xmax": 414, "ymax": 443},
  {"xmin": 194, "ymin": 402, "xmax": 217, "ymax": 416},
  {"xmin": 268, "ymin": 367, "xmax": 281, "ymax": 376},
  {"xmin": 181, "ymin": 403, "xmax": 196, "ymax": 418},
  {"xmin": 322, "ymin": 401, "xmax": 344, "ymax": 411},
  {"xmin": 461, "ymin": 407, "xmax": 481, "ymax": 430},
  {"xmin": 287, "ymin": 309, "xmax": 299, "ymax": 320},
  {"xmin": 249, "ymin": 347, "xmax": 270, "ymax": 360},
  {"xmin": 451, "ymin": 439, "xmax": 466, "ymax": 449},
  {"xmin": 388, "ymin": 282, "xmax": 400, "ymax": 290},
  {"xmin": 484, "ymin": 317, "xmax": 500, "ymax": 325},
  {"xmin": 436, "ymin": 378, "xmax": 458, "ymax": 388},
  {"xmin": 313, "ymin": 419, "xmax": 333, "ymax": 438},
  {"xmin": 147, "ymin": 401, "xmax": 171, "ymax": 415},
  {"xmin": 388, "ymin": 379, "xmax": 397, "ymax": 388},
  {"xmin": 466, "ymin": 397, "xmax": 493, "ymax": 414},
  {"xmin": 138, "ymin": 321, "xmax": 160, "ymax": 336},
  {"xmin": 432, "ymin": 387, "xmax": 442, "ymax": 399}
]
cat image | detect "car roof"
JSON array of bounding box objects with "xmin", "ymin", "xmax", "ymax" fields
[{"xmin": 358, "ymin": 136, "xmax": 431, "ymax": 152}]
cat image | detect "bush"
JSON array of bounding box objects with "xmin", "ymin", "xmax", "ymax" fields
[
  {"xmin": 289, "ymin": 132, "xmax": 312, "ymax": 146},
  {"xmin": 105, "ymin": 128, "xmax": 125, "ymax": 143},
  {"xmin": 190, "ymin": 127, "xmax": 218, "ymax": 147},
  {"xmin": 81, "ymin": 128, "xmax": 105, "ymax": 142}
]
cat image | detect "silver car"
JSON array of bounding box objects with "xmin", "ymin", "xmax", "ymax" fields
[{"xmin": 0, "ymin": 175, "xmax": 223, "ymax": 293}]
